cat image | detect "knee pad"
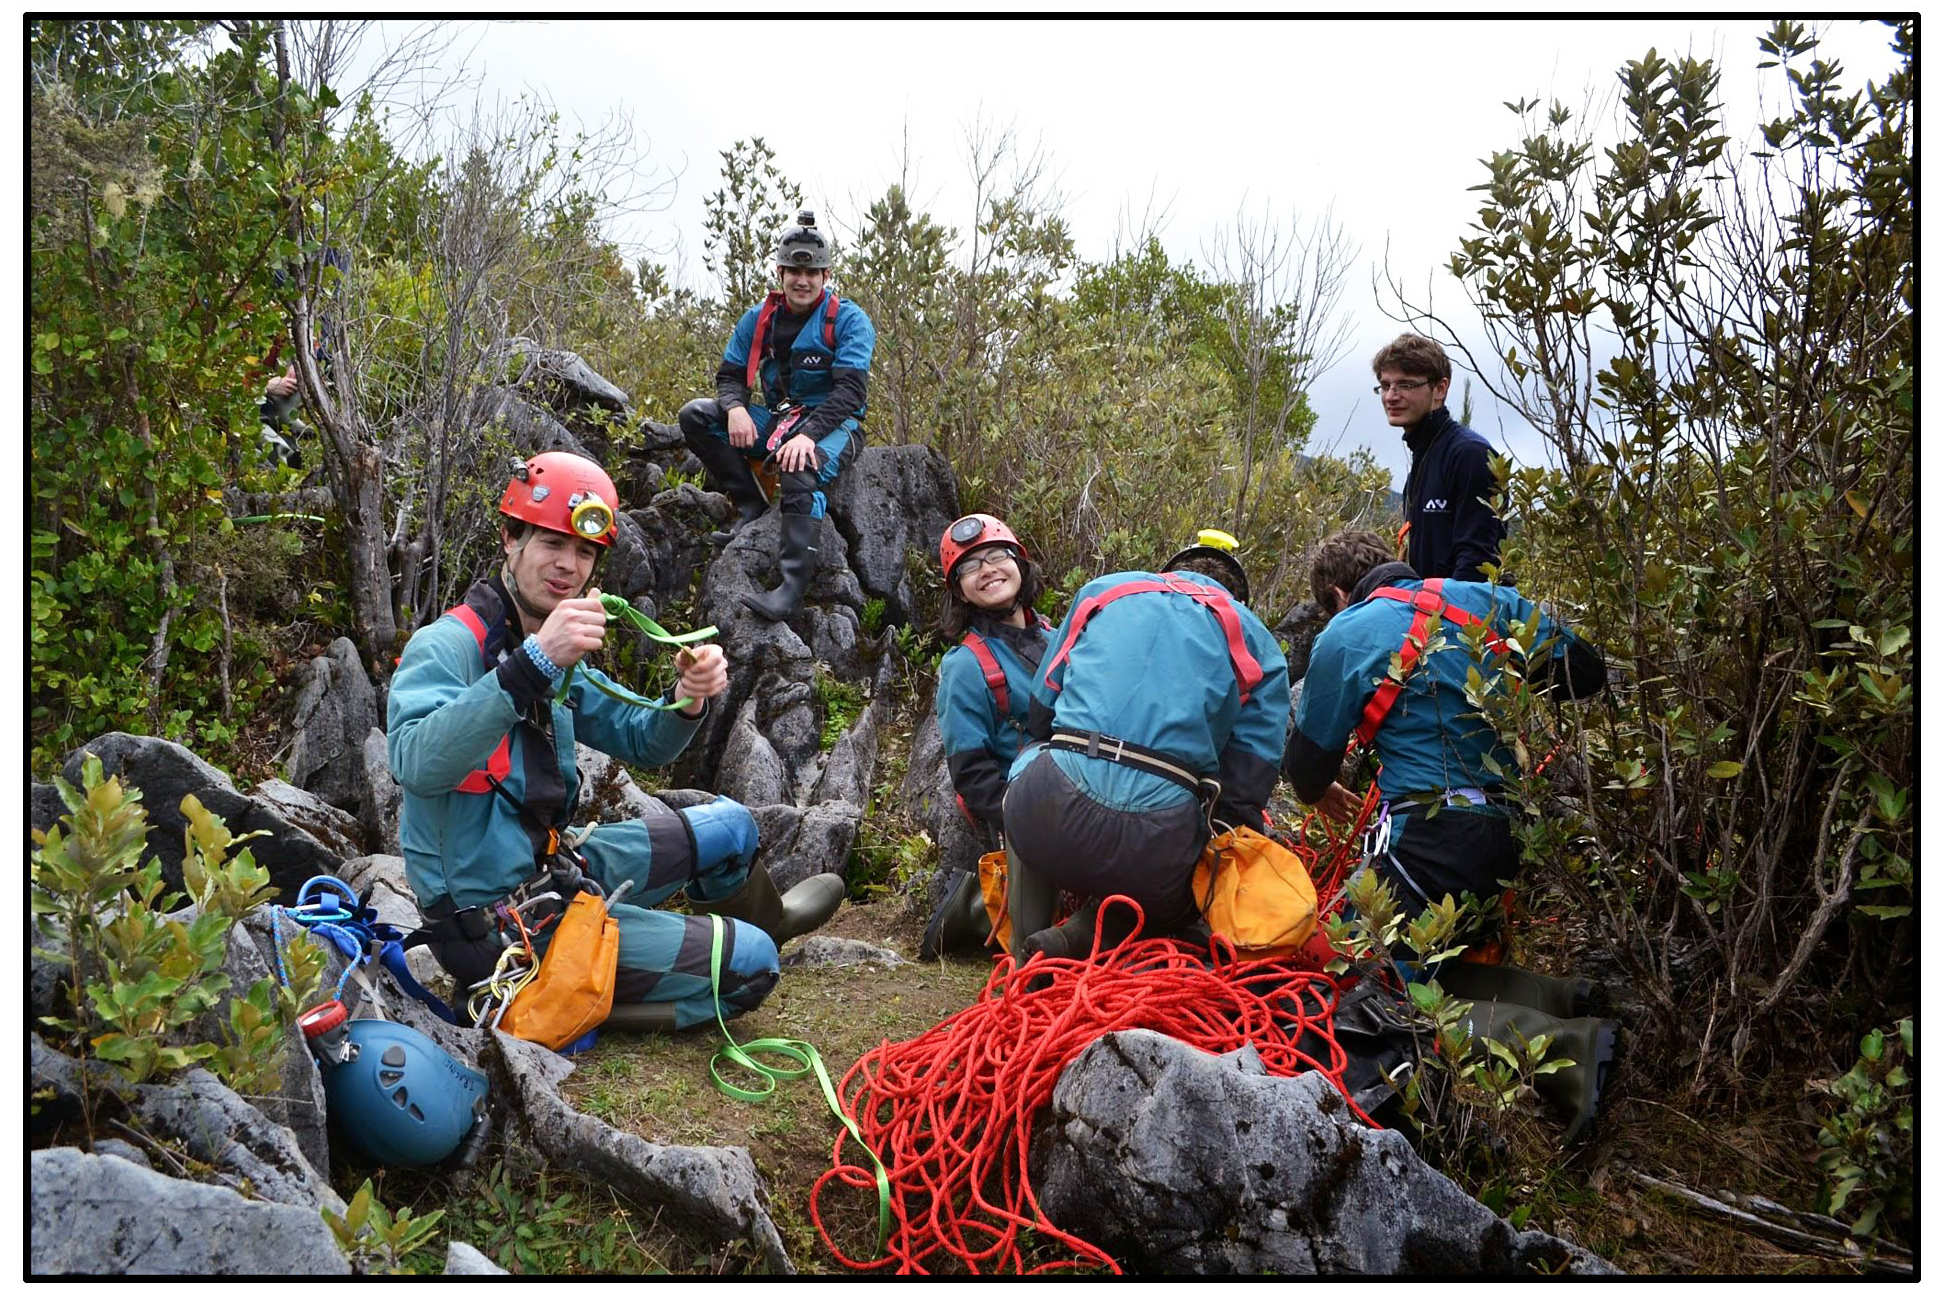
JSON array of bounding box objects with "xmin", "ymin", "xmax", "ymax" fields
[
  {"xmin": 680, "ymin": 797, "xmax": 760, "ymax": 874},
  {"xmin": 717, "ymin": 918, "xmax": 780, "ymax": 1014},
  {"xmin": 678, "ymin": 396, "xmax": 723, "ymax": 441},
  {"xmin": 779, "ymin": 469, "xmax": 823, "ymax": 518}
]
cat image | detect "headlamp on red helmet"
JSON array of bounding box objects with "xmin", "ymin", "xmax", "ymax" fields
[
  {"xmin": 939, "ymin": 513, "xmax": 1025, "ymax": 583},
  {"xmin": 500, "ymin": 452, "xmax": 620, "ymax": 547}
]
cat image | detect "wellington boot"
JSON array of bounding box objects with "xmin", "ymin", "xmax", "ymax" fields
[
  {"xmin": 1021, "ymin": 899, "xmax": 1101, "ymax": 963},
  {"xmin": 688, "ymin": 438, "xmax": 771, "ymax": 544},
  {"xmin": 1436, "ymin": 959, "xmax": 1602, "ymax": 1019},
  {"xmin": 919, "ymin": 870, "xmax": 992, "ymax": 961},
  {"xmin": 743, "ymin": 513, "xmax": 821, "ymax": 621},
  {"xmin": 1004, "ymin": 849, "xmax": 1060, "ymax": 960},
  {"xmin": 689, "ymin": 864, "xmax": 845, "ymax": 947},
  {"xmin": 601, "ymin": 1002, "xmax": 682, "ymax": 1034},
  {"xmin": 1459, "ymin": 999, "xmax": 1619, "ymax": 1146}
]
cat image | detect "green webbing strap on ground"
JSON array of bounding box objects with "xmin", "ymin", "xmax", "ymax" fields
[
  {"xmin": 704, "ymin": 915, "xmax": 892, "ymax": 1256},
  {"xmin": 555, "ymin": 593, "xmax": 719, "ymax": 711}
]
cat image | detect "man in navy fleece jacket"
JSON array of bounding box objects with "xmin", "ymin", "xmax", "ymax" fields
[{"xmin": 1374, "ymin": 333, "xmax": 1505, "ymax": 581}]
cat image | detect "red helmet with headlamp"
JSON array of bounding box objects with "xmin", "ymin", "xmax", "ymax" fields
[{"xmin": 499, "ymin": 451, "xmax": 620, "ymax": 547}]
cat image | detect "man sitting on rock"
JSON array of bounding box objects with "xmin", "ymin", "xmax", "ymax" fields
[
  {"xmin": 387, "ymin": 451, "xmax": 845, "ymax": 1033},
  {"xmin": 1001, "ymin": 537, "xmax": 1291, "ymax": 960},
  {"xmin": 1285, "ymin": 528, "xmax": 1615, "ymax": 1142},
  {"xmin": 678, "ymin": 209, "xmax": 877, "ymax": 622}
]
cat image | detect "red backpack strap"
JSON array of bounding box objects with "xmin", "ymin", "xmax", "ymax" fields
[
  {"xmin": 961, "ymin": 631, "xmax": 1009, "ymax": 717},
  {"xmin": 822, "ymin": 292, "xmax": 839, "ymax": 349},
  {"xmin": 744, "ymin": 292, "xmax": 784, "ymax": 392},
  {"xmin": 445, "ymin": 603, "xmax": 513, "ymax": 794},
  {"xmin": 1041, "ymin": 574, "xmax": 1263, "ymax": 704},
  {"xmin": 1354, "ymin": 579, "xmax": 1511, "ymax": 747}
]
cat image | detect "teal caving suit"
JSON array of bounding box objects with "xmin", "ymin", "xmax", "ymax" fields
[
  {"xmin": 1003, "ymin": 569, "xmax": 1290, "ymax": 936},
  {"xmin": 388, "ymin": 577, "xmax": 778, "ymax": 1028},
  {"xmin": 1285, "ymin": 561, "xmax": 1605, "ymax": 919},
  {"xmin": 935, "ymin": 612, "xmax": 1054, "ymax": 838}
]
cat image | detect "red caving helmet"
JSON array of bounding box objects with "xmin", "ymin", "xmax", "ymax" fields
[
  {"xmin": 940, "ymin": 513, "xmax": 1026, "ymax": 583},
  {"xmin": 499, "ymin": 452, "xmax": 620, "ymax": 547}
]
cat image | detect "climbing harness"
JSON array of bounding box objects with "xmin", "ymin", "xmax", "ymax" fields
[
  {"xmin": 1354, "ymin": 578, "xmax": 1512, "ymax": 748},
  {"xmin": 700, "ymin": 915, "xmax": 893, "ymax": 1258},
  {"xmin": 958, "ymin": 611, "xmax": 1053, "ymax": 720},
  {"xmin": 1044, "ymin": 728, "xmax": 1224, "ymax": 811},
  {"xmin": 1042, "ymin": 572, "xmax": 1264, "ymax": 703},
  {"xmin": 808, "ymin": 895, "xmax": 1361, "ymax": 1274}
]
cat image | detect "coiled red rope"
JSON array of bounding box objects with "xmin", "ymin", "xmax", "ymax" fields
[{"xmin": 809, "ymin": 893, "xmax": 1376, "ymax": 1275}]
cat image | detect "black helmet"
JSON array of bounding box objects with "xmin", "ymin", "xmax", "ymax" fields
[
  {"xmin": 774, "ymin": 210, "xmax": 833, "ymax": 270},
  {"xmin": 1164, "ymin": 529, "xmax": 1250, "ymax": 604}
]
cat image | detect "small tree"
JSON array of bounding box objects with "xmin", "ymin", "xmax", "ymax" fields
[{"xmin": 702, "ymin": 136, "xmax": 802, "ymax": 307}]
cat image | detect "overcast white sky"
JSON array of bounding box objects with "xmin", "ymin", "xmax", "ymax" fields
[{"xmin": 331, "ymin": 15, "xmax": 1901, "ymax": 480}]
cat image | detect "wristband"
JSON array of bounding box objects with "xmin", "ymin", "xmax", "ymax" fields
[{"xmin": 521, "ymin": 634, "xmax": 562, "ymax": 683}]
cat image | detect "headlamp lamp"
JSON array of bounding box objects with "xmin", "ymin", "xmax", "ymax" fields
[
  {"xmin": 569, "ymin": 494, "xmax": 614, "ymax": 540},
  {"xmin": 949, "ymin": 517, "xmax": 986, "ymax": 545}
]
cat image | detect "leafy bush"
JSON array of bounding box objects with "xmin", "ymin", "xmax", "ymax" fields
[{"xmin": 1815, "ymin": 1018, "xmax": 1914, "ymax": 1243}]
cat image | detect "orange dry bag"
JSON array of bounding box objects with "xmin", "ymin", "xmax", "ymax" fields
[
  {"xmin": 976, "ymin": 850, "xmax": 1014, "ymax": 954},
  {"xmin": 1191, "ymin": 825, "xmax": 1320, "ymax": 960},
  {"xmin": 499, "ymin": 890, "xmax": 620, "ymax": 1050}
]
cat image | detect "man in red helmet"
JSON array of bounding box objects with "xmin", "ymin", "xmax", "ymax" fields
[{"xmin": 388, "ymin": 451, "xmax": 846, "ymax": 1033}]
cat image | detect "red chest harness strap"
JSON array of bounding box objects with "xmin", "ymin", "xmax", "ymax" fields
[
  {"xmin": 744, "ymin": 291, "xmax": 840, "ymax": 392},
  {"xmin": 1354, "ymin": 578, "xmax": 1512, "ymax": 747},
  {"xmin": 959, "ymin": 612, "xmax": 1052, "ymax": 718},
  {"xmin": 447, "ymin": 604, "xmax": 513, "ymax": 794},
  {"xmin": 1042, "ymin": 574, "xmax": 1263, "ymax": 704}
]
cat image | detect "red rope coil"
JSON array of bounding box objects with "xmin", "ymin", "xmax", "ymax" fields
[{"xmin": 810, "ymin": 894, "xmax": 1376, "ymax": 1275}]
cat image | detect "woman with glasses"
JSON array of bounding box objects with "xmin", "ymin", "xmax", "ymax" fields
[{"xmin": 918, "ymin": 513, "xmax": 1054, "ymax": 959}]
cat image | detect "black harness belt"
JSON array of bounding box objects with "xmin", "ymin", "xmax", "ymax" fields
[{"xmin": 1044, "ymin": 729, "xmax": 1222, "ymax": 806}]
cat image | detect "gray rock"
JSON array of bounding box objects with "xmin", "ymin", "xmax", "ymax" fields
[
  {"xmin": 780, "ymin": 935, "xmax": 906, "ymax": 970},
  {"xmin": 514, "ymin": 344, "xmax": 630, "ymax": 415},
  {"xmin": 61, "ymin": 733, "xmax": 345, "ymax": 899},
  {"xmin": 31, "ymin": 1148, "xmax": 352, "ymax": 1275},
  {"xmin": 444, "ymin": 1240, "xmax": 510, "ymax": 1275},
  {"xmin": 714, "ymin": 697, "xmax": 792, "ymax": 807},
  {"xmin": 29, "ymin": 915, "xmax": 65, "ymax": 1025},
  {"xmin": 810, "ymin": 673, "xmax": 887, "ymax": 809},
  {"xmin": 251, "ymin": 779, "xmax": 365, "ymax": 864},
  {"xmin": 575, "ymin": 744, "xmax": 680, "ymax": 826},
  {"xmin": 1273, "ymin": 599, "xmax": 1327, "ymax": 686},
  {"xmin": 899, "ymin": 710, "xmax": 991, "ymax": 906},
  {"xmin": 653, "ymin": 788, "xmax": 725, "ymax": 811},
  {"xmin": 341, "ymin": 853, "xmax": 412, "ymax": 902},
  {"xmin": 760, "ymin": 801, "xmax": 860, "ymax": 894},
  {"xmin": 1036, "ymin": 1029, "xmax": 1615, "ymax": 1276},
  {"xmin": 229, "ymin": 909, "xmax": 332, "ymax": 1174},
  {"xmin": 90, "ymin": 1139, "xmax": 153, "ymax": 1169},
  {"xmin": 491, "ymin": 1032, "xmax": 792, "ymax": 1273},
  {"xmin": 469, "ymin": 384, "xmax": 588, "ymax": 459},
  {"xmin": 125, "ymin": 1067, "xmax": 342, "ymax": 1212},
  {"xmin": 32, "ymin": 779, "xmax": 66, "ymax": 843},
  {"xmin": 358, "ymin": 727, "xmax": 403, "ymax": 855},
  {"xmin": 284, "ymin": 637, "xmax": 381, "ymax": 820},
  {"xmin": 823, "ymin": 443, "xmax": 962, "ymax": 625}
]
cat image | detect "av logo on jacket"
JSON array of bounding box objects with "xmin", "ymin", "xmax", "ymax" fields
[
  {"xmin": 793, "ymin": 350, "xmax": 833, "ymax": 370},
  {"xmin": 1423, "ymin": 498, "xmax": 1449, "ymax": 512}
]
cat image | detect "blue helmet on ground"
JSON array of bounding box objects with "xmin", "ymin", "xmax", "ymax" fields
[{"xmin": 315, "ymin": 1015, "xmax": 488, "ymax": 1167}]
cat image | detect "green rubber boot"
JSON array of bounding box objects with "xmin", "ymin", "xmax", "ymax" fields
[
  {"xmin": 1004, "ymin": 849, "xmax": 1060, "ymax": 961},
  {"xmin": 1458, "ymin": 999, "xmax": 1620, "ymax": 1146},
  {"xmin": 919, "ymin": 869, "xmax": 993, "ymax": 961},
  {"xmin": 690, "ymin": 864, "xmax": 845, "ymax": 947},
  {"xmin": 1436, "ymin": 960, "xmax": 1602, "ymax": 1019},
  {"xmin": 743, "ymin": 513, "xmax": 821, "ymax": 622},
  {"xmin": 1021, "ymin": 899, "xmax": 1101, "ymax": 963}
]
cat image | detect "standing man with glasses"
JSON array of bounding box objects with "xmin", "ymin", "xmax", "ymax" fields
[
  {"xmin": 1373, "ymin": 333, "xmax": 1505, "ymax": 582},
  {"xmin": 679, "ymin": 210, "xmax": 877, "ymax": 622}
]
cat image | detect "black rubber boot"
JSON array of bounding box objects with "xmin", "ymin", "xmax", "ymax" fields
[
  {"xmin": 685, "ymin": 431, "xmax": 770, "ymax": 544},
  {"xmin": 1021, "ymin": 899, "xmax": 1102, "ymax": 963},
  {"xmin": 743, "ymin": 513, "xmax": 821, "ymax": 622},
  {"xmin": 601, "ymin": 1002, "xmax": 682, "ymax": 1034},
  {"xmin": 1436, "ymin": 960, "xmax": 1602, "ymax": 1019},
  {"xmin": 689, "ymin": 863, "xmax": 845, "ymax": 946},
  {"xmin": 1004, "ymin": 849, "xmax": 1059, "ymax": 961},
  {"xmin": 1458, "ymin": 999, "xmax": 1620, "ymax": 1146},
  {"xmin": 919, "ymin": 869, "xmax": 993, "ymax": 961}
]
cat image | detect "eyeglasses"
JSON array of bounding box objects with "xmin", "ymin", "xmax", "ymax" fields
[
  {"xmin": 1373, "ymin": 379, "xmax": 1434, "ymax": 395},
  {"xmin": 956, "ymin": 546, "xmax": 1020, "ymax": 579}
]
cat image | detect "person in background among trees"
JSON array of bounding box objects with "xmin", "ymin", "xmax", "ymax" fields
[
  {"xmin": 1285, "ymin": 528, "xmax": 1616, "ymax": 1143},
  {"xmin": 919, "ymin": 514, "xmax": 1055, "ymax": 960},
  {"xmin": 1375, "ymin": 332, "xmax": 1505, "ymax": 581},
  {"xmin": 387, "ymin": 451, "xmax": 846, "ymax": 1033},
  {"xmin": 679, "ymin": 209, "xmax": 877, "ymax": 622}
]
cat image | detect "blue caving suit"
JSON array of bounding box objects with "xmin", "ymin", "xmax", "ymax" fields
[
  {"xmin": 1004, "ymin": 570, "xmax": 1290, "ymax": 931},
  {"xmin": 682, "ymin": 290, "xmax": 876, "ymax": 520},
  {"xmin": 388, "ymin": 577, "xmax": 779, "ymax": 1028},
  {"xmin": 936, "ymin": 612, "xmax": 1053, "ymax": 837},
  {"xmin": 1285, "ymin": 561, "xmax": 1605, "ymax": 919}
]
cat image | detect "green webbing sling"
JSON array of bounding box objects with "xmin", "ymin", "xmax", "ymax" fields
[
  {"xmin": 705, "ymin": 915, "xmax": 892, "ymax": 1256},
  {"xmin": 555, "ymin": 594, "xmax": 719, "ymax": 712}
]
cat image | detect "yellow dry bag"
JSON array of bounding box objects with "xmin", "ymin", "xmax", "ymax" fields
[
  {"xmin": 1191, "ymin": 825, "xmax": 1319, "ymax": 960},
  {"xmin": 976, "ymin": 849, "xmax": 1014, "ymax": 954}
]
